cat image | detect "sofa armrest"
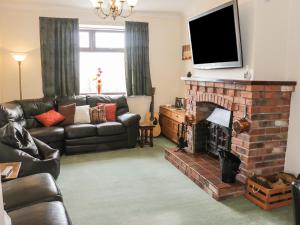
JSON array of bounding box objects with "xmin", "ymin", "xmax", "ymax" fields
[{"xmin": 117, "ymin": 113, "xmax": 141, "ymax": 127}]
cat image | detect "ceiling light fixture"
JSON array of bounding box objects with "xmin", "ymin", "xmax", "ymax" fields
[{"xmin": 91, "ymin": 0, "xmax": 138, "ymax": 20}]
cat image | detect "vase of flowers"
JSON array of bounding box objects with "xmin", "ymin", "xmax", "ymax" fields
[{"xmin": 93, "ymin": 68, "xmax": 103, "ymax": 95}]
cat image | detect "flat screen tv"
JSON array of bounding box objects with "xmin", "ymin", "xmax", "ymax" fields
[{"xmin": 188, "ymin": 0, "xmax": 243, "ymax": 69}]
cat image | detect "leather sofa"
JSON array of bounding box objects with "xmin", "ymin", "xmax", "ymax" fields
[
  {"xmin": 0, "ymin": 137, "xmax": 60, "ymax": 179},
  {"xmin": 293, "ymin": 180, "xmax": 300, "ymax": 225},
  {"xmin": 0, "ymin": 95, "xmax": 141, "ymax": 154},
  {"xmin": 3, "ymin": 173, "xmax": 72, "ymax": 225}
]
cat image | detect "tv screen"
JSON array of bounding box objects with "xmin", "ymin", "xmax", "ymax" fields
[{"xmin": 189, "ymin": 0, "xmax": 243, "ymax": 69}]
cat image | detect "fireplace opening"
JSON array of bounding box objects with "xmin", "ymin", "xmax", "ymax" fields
[{"xmin": 192, "ymin": 103, "xmax": 233, "ymax": 158}]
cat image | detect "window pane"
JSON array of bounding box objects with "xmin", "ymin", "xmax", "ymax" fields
[
  {"xmin": 80, "ymin": 32, "xmax": 90, "ymax": 48},
  {"xmin": 95, "ymin": 32, "xmax": 124, "ymax": 49},
  {"xmin": 80, "ymin": 52, "xmax": 126, "ymax": 94}
]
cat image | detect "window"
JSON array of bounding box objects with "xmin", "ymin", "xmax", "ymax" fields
[{"xmin": 79, "ymin": 26, "xmax": 126, "ymax": 94}]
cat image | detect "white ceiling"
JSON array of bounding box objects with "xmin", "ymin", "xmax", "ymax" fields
[{"xmin": 1, "ymin": 0, "xmax": 192, "ymax": 13}]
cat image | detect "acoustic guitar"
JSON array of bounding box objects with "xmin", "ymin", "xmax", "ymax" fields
[{"xmin": 144, "ymin": 87, "xmax": 161, "ymax": 137}]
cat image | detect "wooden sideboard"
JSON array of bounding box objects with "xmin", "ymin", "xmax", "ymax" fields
[{"xmin": 159, "ymin": 106, "xmax": 186, "ymax": 143}]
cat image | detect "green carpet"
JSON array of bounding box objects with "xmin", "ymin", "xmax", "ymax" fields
[{"xmin": 57, "ymin": 138, "xmax": 293, "ymax": 225}]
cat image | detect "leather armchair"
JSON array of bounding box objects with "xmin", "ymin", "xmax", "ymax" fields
[
  {"xmin": 293, "ymin": 180, "xmax": 300, "ymax": 225},
  {"xmin": 0, "ymin": 138, "xmax": 60, "ymax": 179}
]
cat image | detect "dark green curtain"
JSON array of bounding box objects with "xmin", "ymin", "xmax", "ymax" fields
[
  {"xmin": 125, "ymin": 21, "xmax": 152, "ymax": 96},
  {"xmin": 39, "ymin": 17, "xmax": 80, "ymax": 97}
]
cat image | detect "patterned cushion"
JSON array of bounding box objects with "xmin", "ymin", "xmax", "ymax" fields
[
  {"xmin": 89, "ymin": 105, "xmax": 106, "ymax": 124},
  {"xmin": 97, "ymin": 103, "xmax": 117, "ymax": 122}
]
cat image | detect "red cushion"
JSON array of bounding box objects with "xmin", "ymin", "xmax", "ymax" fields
[
  {"xmin": 97, "ymin": 103, "xmax": 117, "ymax": 122},
  {"xmin": 35, "ymin": 109, "xmax": 65, "ymax": 127}
]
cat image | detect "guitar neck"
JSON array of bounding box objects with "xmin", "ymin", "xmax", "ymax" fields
[{"xmin": 150, "ymin": 87, "xmax": 155, "ymax": 120}]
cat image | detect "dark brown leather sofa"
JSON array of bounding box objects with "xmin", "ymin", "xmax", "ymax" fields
[
  {"xmin": 293, "ymin": 180, "xmax": 300, "ymax": 225},
  {"xmin": 3, "ymin": 173, "xmax": 72, "ymax": 225},
  {"xmin": 0, "ymin": 95, "xmax": 141, "ymax": 154}
]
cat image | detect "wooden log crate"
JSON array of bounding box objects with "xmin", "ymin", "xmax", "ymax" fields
[{"xmin": 245, "ymin": 177, "xmax": 292, "ymax": 210}]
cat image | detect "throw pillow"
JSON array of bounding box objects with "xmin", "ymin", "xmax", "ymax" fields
[
  {"xmin": 74, "ymin": 105, "xmax": 91, "ymax": 124},
  {"xmin": 97, "ymin": 103, "xmax": 117, "ymax": 122},
  {"xmin": 0, "ymin": 122, "xmax": 40, "ymax": 158},
  {"xmin": 35, "ymin": 110, "xmax": 65, "ymax": 127},
  {"xmin": 58, "ymin": 103, "xmax": 76, "ymax": 126},
  {"xmin": 90, "ymin": 105, "xmax": 106, "ymax": 124}
]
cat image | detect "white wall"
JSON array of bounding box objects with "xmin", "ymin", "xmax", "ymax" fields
[
  {"xmin": 0, "ymin": 3, "xmax": 185, "ymax": 118},
  {"xmin": 0, "ymin": 182, "xmax": 4, "ymax": 225},
  {"xmin": 253, "ymin": 0, "xmax": 290, "ymax": 81},
  {"xmin": 181, "ymin": 0, "xmax": 292, "ymax": 81},
  {"xmin": 181, "ymin": 0, "xmax": 256, "ymax": 80},
  {"xmin": 0, "ymin": 18, "xmax": 4, "ymax": 103},
  {"xmin": 284, "ymin": 0, "xmax": 300, "ymax": 175}
]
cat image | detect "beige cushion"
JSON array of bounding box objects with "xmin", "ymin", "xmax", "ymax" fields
[{"xmin": 74, "ymin": 105, "xmax": 90, "ymax": 124}]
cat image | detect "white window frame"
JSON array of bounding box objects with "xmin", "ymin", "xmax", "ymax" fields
[{"xmin": 79, "ymin": 27, "xmax": 126, "ymax": 95}]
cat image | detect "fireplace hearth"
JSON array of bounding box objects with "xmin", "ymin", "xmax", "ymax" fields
[{"xmin": 165, "ymin": 77, "xmax": 297, "ymax": 200}]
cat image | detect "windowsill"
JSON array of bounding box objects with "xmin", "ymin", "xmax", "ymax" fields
[{"xmin": 80, "ymin": 92, "xmax": 126, "ymax": 96}]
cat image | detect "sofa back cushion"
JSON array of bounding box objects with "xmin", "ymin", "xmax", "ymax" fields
[
  {"xmin": 17, "ymin": 98, "xmax": 55, "ymax": 129},
  {"xmin": 0, "ymin": 102, "xmax": 26, "ymax": 128},
  {"xmin": 56, "ymin": 95, "xmax": 87, "ymax": 107},
  {"xmin": 87, "ymin": 95, "xmax": 129, "ymax": 116}
]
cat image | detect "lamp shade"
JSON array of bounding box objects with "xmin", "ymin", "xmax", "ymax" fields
[
  {"xmin": 127, "ymin": 0, "xmax": 138, "ymax": 7},
  {"xmin": 11, "ymin": 53, "xmax": 27, "ymax": 62}
]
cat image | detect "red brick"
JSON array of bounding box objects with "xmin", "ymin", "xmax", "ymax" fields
[
  {"xmin": 264, "ymin": 92, "xmax": 282, "ymax": 99},
  {"xmin": 207, "ymin": 87, "xmax": 214, "ymax": 93},
  {"xmin": 235, "ymin": 84, "xmax": 247, "ymax": 91},
  {"xmin": 225, "ymin": 84, "xmax": 236, "ymax": 89},
  {"xmin": 245, "ymin": 85, "xmax": 265, "ymax": 91},
  {"xmin": 265, "ymin": 85, "xmax": 281, "ymax": 92},
  {"xmin": 216, "ymin": 88, "xmax": 224, "ymax": 94},
  {"xmin": 249, "ymin": 129, "xmax": 265, "ymax": 135},
  {"xmin": 205, "ymin": 82, "xmax": 214, "ymax": 87}
]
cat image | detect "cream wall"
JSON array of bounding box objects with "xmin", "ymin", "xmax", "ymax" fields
[
  {"xmin": 0, "ymin": 182, "xmax": 4, "ymax": 225},
  {"xmin": 0, "ymin": 19, "xmax": 4, "ymax": 103},
  {"xmin": 284, "ymin": 0, "xmax": 300, "ymax": 175},
  {"xmin": 181, "ymin": 0, "xmax": 256, "ymax": 80},
  {"xmin": 0, "ymin": 3, "xmax": 184, "ymax": 118},
  {"xmin": 181, "ymin": 0, "xmax": 291, "ymax": 81}
]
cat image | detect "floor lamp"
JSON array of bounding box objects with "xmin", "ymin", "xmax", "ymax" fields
[{"xmin": 11, "ymin": 53, "xmax": 27, "ymax": 100}]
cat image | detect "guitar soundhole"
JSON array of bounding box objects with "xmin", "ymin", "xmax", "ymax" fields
[{"xmin": 152, "ymin": 118, "xmax": 158, "ymax": 125}]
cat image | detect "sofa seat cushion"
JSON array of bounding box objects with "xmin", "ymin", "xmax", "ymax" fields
[
  {"xmin": 3, "ymin": 173, "xmax": 62, "ymax": 212},
  {"xmin": 96, "ymin": 122, "xmax": 125, "ymax": 136},
  {"xmin": 9, "ymin": 201, "xmax": 72, "ymax": 225},
  {"xmin": 29, "ymin": 127, "xmax": 64, "ymax": 143},
  {"xmin": 65, "ymin": 133, "xmax": 128, "ymax": 146},
  {"xmin": 65, "ymin": 124, "xmax": 97, "ymax": 139}
]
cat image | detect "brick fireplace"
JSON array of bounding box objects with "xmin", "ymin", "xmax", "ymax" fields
[{"xmin": 165, "ymin": 77, "xmax": 296, "ymax": 200}]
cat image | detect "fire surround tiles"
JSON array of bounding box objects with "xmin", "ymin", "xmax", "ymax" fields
[{"xmin": 182, "ymin": 78, "xmax": 297, "ymax": 184}]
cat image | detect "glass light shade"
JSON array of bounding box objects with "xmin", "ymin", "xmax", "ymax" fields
[
  {"xmin": 127, "ymin": 0, "xmax": 138, "ymax": 7},
  {"xmin": 90, "ymin": 0, "xmax": 98, "ymax": 7},
  {"xmin": 11, "ymin": 53, "xmax": 27, "ymax": 62},
  {"xmin": 111, "ymin": 0, "xmax": 121, "ymax": 8}
]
